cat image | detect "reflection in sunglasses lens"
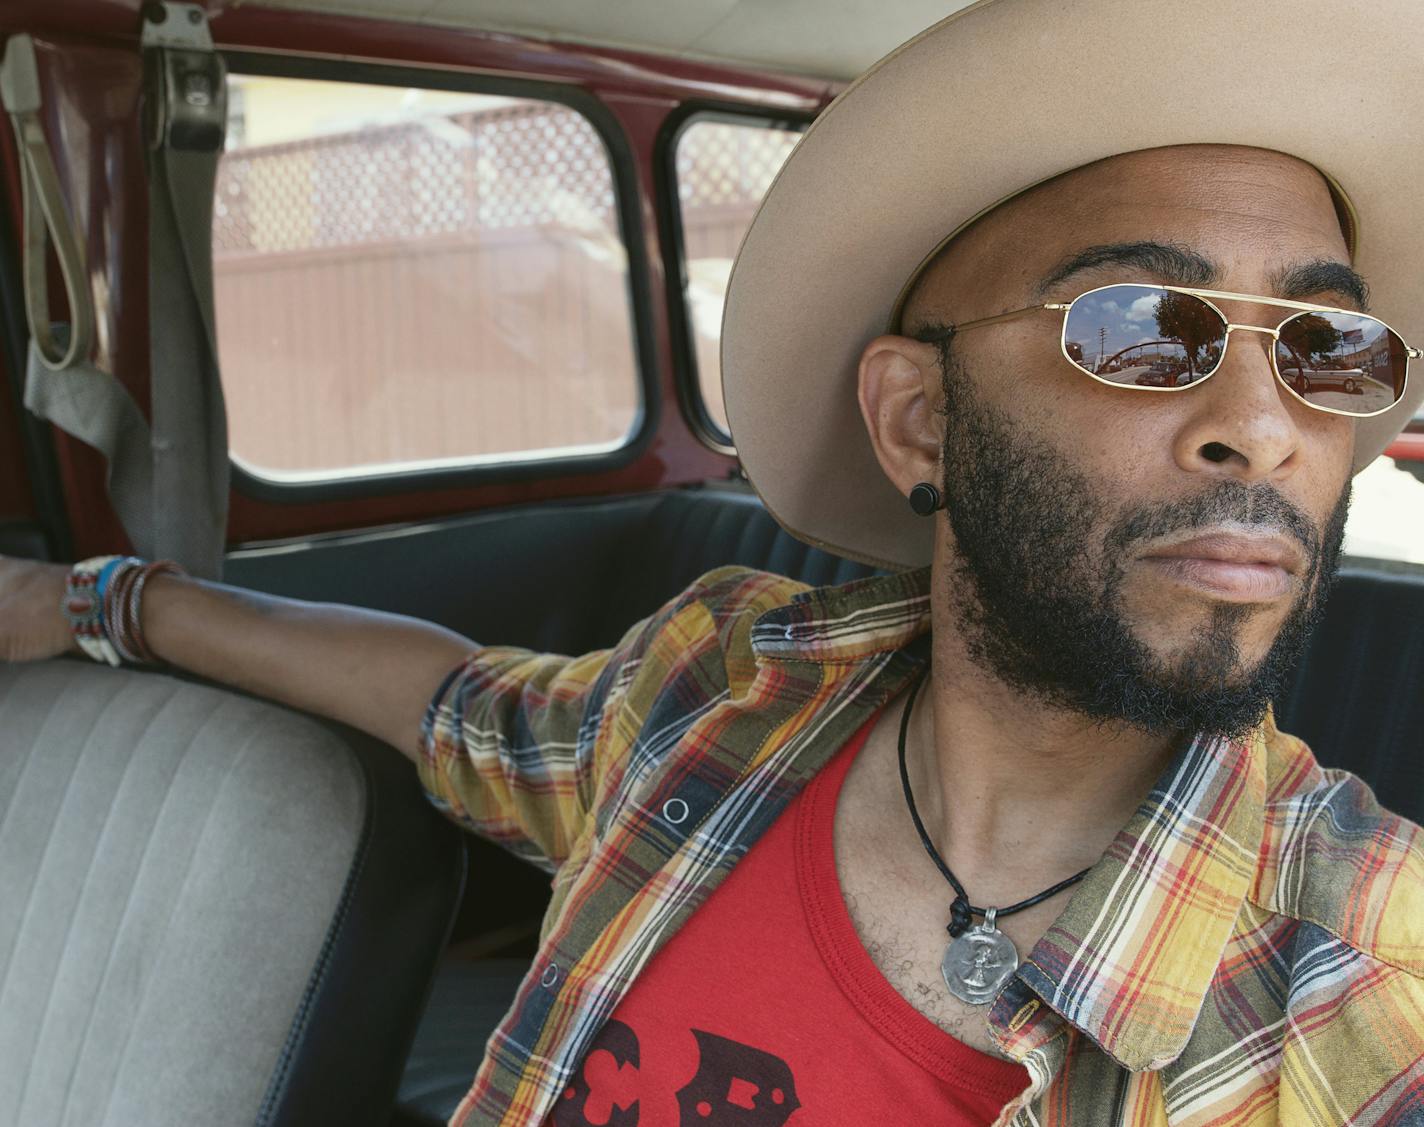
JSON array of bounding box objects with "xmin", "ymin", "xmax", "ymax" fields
[
  {"xmin": 1064, "ymin": 285, "xmax": 1225, "ymax": 389},
  {"xmin": 1275, "ymin": 311, "xmax": 1406, "ymax": 416}
]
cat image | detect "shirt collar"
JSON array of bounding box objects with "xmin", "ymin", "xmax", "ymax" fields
[
  {"xmin": 750, "ymin": 568, "xmax": 932, "ymax": 662},
  {"xmin": 753, "ymin": 565, "xmax": 1269, "ymax": 1071},
  {"xmin": 998, "ymin": 724, "xmax": 1267, "ymax": 1071}
]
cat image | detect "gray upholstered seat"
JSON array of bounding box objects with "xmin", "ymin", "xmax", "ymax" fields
[{"xmin": 0, "ymin": 661, "xmax": 464, "ymax": 1127}]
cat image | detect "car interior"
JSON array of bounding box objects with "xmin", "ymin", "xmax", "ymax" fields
[{"xmin": 0, "ymin": 2, "xmax": 1421, "ymax": 1125}]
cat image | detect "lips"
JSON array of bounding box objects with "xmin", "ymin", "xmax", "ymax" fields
[{"xmin": 1138, "ymin": 530, "xmax": 1305, "ymax": 601}]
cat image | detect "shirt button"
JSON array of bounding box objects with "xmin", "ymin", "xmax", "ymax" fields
[
  {"xmin": 661, "ymin": 797, "xmax": 690, "ymax": 826},
  {"xmin": 540, "ymin": 963, "xmax": 559, "ymax": 989}
]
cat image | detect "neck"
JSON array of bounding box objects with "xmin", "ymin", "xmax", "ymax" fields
[{"xmin": 905, "ymin": 594, "xmax": 1183, "ymax": 913}]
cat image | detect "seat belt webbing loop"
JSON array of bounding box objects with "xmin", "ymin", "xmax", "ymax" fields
[
  {"xmin": 1, "ymin": 34, "xmax": 158, "ymax": 560},
  {"xmin": 0, "ymin": 35, "xmax": 96, "ymax": 372}
]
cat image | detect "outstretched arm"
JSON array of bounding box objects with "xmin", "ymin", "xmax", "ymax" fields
[{"xmin": 0, "ymin": 556, "xmax": 476, "ymax": 759}]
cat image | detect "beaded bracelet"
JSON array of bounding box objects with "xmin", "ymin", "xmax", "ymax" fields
[
  {"xmin": 63, "ymin": 555, "xmax": 127, "ymax": 666},
  {"xmin": 64, "ymin": 556, "xmax": 186, "ymax": 667}
]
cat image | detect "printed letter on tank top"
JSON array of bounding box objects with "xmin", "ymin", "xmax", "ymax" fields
[{"xmin": 543, "ymin": 716, "xmax": 1030, "ymax": 1126}]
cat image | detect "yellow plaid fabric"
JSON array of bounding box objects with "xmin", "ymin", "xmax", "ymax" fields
[{"xmin": 417, "ymin": 566, "xmax": 1424, "ymax": 1126}]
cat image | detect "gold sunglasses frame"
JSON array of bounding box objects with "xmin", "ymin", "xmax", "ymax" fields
[{"xmin": 937, "ymin": 282, "xmax": 1422, "ymax": 419}]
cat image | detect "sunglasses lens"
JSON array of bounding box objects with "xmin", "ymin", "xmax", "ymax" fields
[
  {"xmin": 1063, "ymin": 285, "xmax": 1225, "ymax": 388},
  {"xmin": 1276, "ymin": 311, "xmax": 1407, "ymax": 416}
]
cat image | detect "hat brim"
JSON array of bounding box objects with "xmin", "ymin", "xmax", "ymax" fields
[{"xmin": 722, "ymin": 0, "xmax": 1424, "ymax": 570}]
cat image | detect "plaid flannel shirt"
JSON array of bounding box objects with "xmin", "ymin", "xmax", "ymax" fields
[{"xmin": 418, "ymin": 566, "xmax": 1424, "ymax": 1126}]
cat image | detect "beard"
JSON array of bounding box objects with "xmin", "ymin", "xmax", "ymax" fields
[{"xmin": 935, "ymin": 351, "xmax": 1350, "ymax": 740}]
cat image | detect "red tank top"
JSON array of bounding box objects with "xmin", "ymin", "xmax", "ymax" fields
[{"xmin": 544, "ymin": 717, "xmax": 1030, "ymax": 1126}]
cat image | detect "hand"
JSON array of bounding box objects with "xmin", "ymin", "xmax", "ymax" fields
[{"xmin": 0, "ymin": 555, "xmax": 78, "ymax": 663}]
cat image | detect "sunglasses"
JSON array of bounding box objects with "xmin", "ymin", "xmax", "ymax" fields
[{"xmin": 925, "ymin": 283, "xmax": 1419, "ymax": 418}]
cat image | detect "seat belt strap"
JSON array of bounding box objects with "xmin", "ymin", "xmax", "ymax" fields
[
  {"xmin": 1, "ymin": 34, "xmax": 158, "ymax": 557},
  {"xmin": 1, "ymin": 19, "xmax": 230, "ymax": 578},
  {"xmin": 141, "ymin": 2, "xmax": 230, "ymax": 579}
]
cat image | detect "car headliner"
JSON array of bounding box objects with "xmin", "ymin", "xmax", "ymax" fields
[{"xmin": 240, "ymin": 0, "xmax": 966, "ymax": 79}]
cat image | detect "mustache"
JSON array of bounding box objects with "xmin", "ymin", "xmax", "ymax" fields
[{"xmin": 1105, "ymin": 481, "xmax": 1323, "ymax": 561}]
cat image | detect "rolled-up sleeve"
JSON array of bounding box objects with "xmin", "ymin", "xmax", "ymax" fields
[
  {"xmin": 415, "ymin": 568, "xmax": 749, "ymax": 872},
  {"xmin": 418, "ymin": 643, "xmax": 616, "ymax": 872}
]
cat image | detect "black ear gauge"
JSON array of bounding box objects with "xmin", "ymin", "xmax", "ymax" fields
[{"xmin": 908, "ymin": 482, "xmax": 942, "ymax": 516}]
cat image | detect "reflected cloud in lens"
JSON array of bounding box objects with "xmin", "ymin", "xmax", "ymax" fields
[{"xmin": 1064, "ymin": 285, "xmax": 1225, "ymax": 389}]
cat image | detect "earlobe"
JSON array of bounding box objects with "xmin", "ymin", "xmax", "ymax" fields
[{"xmin": 857, "ymin": 334, "xmax": 945, "ymax": 501}]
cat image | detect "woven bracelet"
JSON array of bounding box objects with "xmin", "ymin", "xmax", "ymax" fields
[{"xmin": 63, "ymin": 555, "xmax": 130, "ymax": 667}]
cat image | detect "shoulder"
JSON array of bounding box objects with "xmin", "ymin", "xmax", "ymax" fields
[
  {"xmin": 677, "ymin": 565, "xmax": 812, "ymax": 622},
  {"xmin": 581, "ymin": 565, "xmax": 809, "ymax": 718},
  {"xmin": 633, "ymin": 566, "xmax": 811, "ymax": 685},
  {"xmin": 579, "ymin": 567, "xmax": 811, "ymax": 830},
  {"xmin": 1252, "ymin": 721, "xmax": 1424, "ymax": 978}
]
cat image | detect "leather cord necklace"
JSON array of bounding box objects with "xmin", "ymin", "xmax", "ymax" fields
[{"xmin": 897, "ymin": 669, "xmax": 1093, "ymax": 1005}]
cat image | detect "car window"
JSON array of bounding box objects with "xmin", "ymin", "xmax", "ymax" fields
[
  {"xmin": 671, "ymin": 116, "xmax": 803, "ymax": 441},
  {"xmin": 213, "ymin": 73, "xmax": 641, "ymax": 482},
  {"xmin": 1344, "ymin": 454, "xmax": 1424, "ymax": 565}
]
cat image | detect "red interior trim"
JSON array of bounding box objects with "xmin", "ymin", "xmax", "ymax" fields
[{"xmin": 1384, "ymin": 430, "xmax": 1424, "ymax": 464}]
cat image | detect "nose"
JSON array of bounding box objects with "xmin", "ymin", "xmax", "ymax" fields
[{"xmin": 1171, "ymin": 325, "xmax": 1302, "ymax": 481}]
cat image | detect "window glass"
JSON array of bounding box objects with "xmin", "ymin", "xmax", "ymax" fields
[
  {"xmin": 1344, "ymin": 452, "xmax": 1424, "ymax": 565},
  {"xmin": 673, "ymin": 118, "xmax": 803, "ymax": 438},
  {"xmin": 214, "ymin": 75, "xmax": 640, "ymax": 481}
]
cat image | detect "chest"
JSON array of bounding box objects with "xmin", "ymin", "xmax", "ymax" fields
[
  {"xmin": 834, "ymin": 859, "xmax": 1057, "ymax": 1059},
  {"xmin": 829, "ymin": 735, "xmax": 1065, "ymax": 1060}
]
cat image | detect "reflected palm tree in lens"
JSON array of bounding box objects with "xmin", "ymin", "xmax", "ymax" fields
[
  {"xmin": 1151, "ymin": 292, "xmax": 1224, "ymax": 381},
  {"xmin": 1278, "ymin": 313, "xmax": 1345, "ymax": 396}
]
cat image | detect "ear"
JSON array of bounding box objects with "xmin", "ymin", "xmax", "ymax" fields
[{"xmin": 857, "ymin": 334, "xmax": 945, "ymax": 500}]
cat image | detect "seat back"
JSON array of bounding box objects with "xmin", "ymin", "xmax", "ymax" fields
[
  {"xmin": 225, "ymin": 486, "xmax": 878, "ymax": 657},
  {"xmin": 0, "ymin": 661, "xmax": 464, "ymax": 1127},
  {"xmin": 1273, "ymin": 567, "xmax": 1424, "ymax": 824}
]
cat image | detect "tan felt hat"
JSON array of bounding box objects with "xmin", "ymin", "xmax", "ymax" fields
[{"xmin": 721, "ymin": 0, "xmax": 1424, "ymax": 570}]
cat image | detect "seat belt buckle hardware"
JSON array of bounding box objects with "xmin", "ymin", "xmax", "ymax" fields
[
  {"xmin": 140, "ymin": 2, "xmax": 225, "ymax": 153},
  {"xmin": 0, "ymin": 34, "xmax": 42, "ymax": 117}
]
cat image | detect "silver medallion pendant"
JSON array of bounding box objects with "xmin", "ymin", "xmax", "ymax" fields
[{"xmin": 941, "ymin": 908, "xmax": 1019, "ymax": 1006}]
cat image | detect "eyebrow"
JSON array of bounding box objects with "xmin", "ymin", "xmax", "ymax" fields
[
  {"xmin": 1268, "ymin": 258, "xmax": 1370, "ymax": 310},
  {"xmin": 1033, "ymin": 241, "xmax": 1371, "ymax": 311},
  {"xmin": 1034, "ymin": 241, "xmax": 1215, "ymax": 296}
]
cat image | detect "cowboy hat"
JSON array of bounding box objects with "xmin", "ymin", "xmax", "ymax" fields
[{"xmin": 721, "ymin": 0, "xmax": 1424, "ymax": 570}]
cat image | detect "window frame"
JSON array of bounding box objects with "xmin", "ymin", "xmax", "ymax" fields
[
  {"xmin": 219, "ymin": 51, "xmax": 660, "ymax": 504},
  {"xmin": 655, "ymin": 102, "xmax": 814, "ymax": 454}
]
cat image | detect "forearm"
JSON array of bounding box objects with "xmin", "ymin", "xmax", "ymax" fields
[{"xmin": 143, "ymin": 575, "xmax": 477, "ymax": 760}]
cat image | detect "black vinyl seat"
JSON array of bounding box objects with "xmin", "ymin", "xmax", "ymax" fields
[
  {"xmin": 388, "ymin": 959, "xmax": 531, "ymax": 1127},
  {"xmin": 227, "ymin": 486, "xmax": 876, "ymax": 659},
  {"xmin": 1273, "ymin": 568, "xmax": 1424, "ymax": 824}
]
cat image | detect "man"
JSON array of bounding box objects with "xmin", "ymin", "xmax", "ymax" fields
[{"xmin": 3, "ymin": 0, "xmax": 1424, "ymax": 1123}]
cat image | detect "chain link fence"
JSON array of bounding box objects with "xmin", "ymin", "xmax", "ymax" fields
[
  {"xmin": 212, "ymin": 97, "xmax": 801, "ymax": 475},
  {"xmin": 216, "ymin": 102, "xmax": 619, "ymax": 255}
]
